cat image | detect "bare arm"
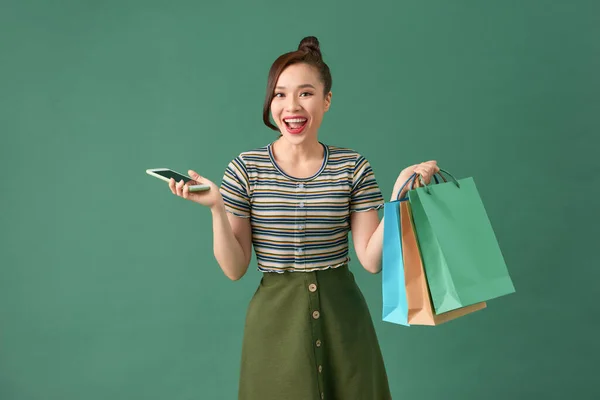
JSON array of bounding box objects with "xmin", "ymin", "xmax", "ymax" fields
[
  {"xmin": 211, "ymin": 201, "xmax": 253, "ymax": 281},
  {"xmin": 351, "ymin": 161, "xmax": 439, "ymax": 274},
  {"xmin": 171, "ymin": 170, "xmax": 253, "ymax": 280},
  {"xmin": 351, "ymin": 209, "xmax": 384, "ymax": 274}
]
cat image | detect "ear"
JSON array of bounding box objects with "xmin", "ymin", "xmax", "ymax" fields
[{"xmin": 324, "ymin": 91, "xmax": 332, "ymax": 112}]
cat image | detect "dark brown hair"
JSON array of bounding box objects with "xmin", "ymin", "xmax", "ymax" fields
[{"xmin": 262, "ymin": 36, "xmax": 333, "ymax": 131}]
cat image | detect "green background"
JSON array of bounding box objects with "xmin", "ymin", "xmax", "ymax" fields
[{"xmin": 2, "ymin": 0, "xmax": 598, "ymax": 399}]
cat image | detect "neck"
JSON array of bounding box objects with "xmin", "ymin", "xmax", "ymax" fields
[{"xmin": 273, "ymin": 137, "xmax": 323, "ymax": 163}]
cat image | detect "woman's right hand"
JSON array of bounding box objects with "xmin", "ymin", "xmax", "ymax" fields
[{"xmin": 169, "ymin": 170, "xmax": 223, "ymax": 210}]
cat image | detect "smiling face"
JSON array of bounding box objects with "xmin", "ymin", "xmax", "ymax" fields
[{"xmin": 270, "ymin": 63, "xmax": 332, "ymax": 144}]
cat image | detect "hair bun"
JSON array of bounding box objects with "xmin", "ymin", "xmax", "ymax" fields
[{"xmin": 298, "ymin": 36, "xmax": 322, "ymax": 58}]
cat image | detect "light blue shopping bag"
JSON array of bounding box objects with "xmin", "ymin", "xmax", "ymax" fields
[{"xmin": 382, "ymin": 200, "xmax": 410, "ymax": 326}]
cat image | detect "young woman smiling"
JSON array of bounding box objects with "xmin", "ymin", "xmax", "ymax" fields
[{"xmin": 169, "ymin": 36, "xmax": 439, "ymax": 400}]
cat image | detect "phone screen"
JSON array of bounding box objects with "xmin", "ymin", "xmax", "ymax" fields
[{"xmin": 153, "ymin": 170, "xmax": 192, "ymax": 182}]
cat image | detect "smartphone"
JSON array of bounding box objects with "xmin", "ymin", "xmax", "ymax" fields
[{"xmin": 146, "ymin": 168, "xmax": 210, "ymax": 192}]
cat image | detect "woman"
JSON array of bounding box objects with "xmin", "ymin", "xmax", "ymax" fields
[{"xmin": 169, "ymin": 36, "xmax": 439, "ymax": 400}]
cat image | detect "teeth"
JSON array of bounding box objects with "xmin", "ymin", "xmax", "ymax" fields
[{"xmin": 284, "ymin": 118, "xmax": 307, "ymax": 123}]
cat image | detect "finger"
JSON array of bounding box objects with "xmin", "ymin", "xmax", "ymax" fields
[
  {"xmin": 169, "ymin": 178, "xmax": 176, "ymax": 194},
  {"xmin": 425, "ymin": 161, "xmax": 440, "ymax": 173},
  {"xmin": 416, "ymin": 168, "xmax": 431, "ymax": 183},
  {"xmin": 182, "ymin": 182, "xmax": 189, "ymax": 199},
  {"xmin": 176, "ymin": 179, "xmax": 185, "ymax": 196},
  {"xmin": 418, "ymin": 164, "xmax": 431, "ymax": 174},
  {"xmin": 189, "ymin": 170, "xmax": 203, "ymax": 182}
]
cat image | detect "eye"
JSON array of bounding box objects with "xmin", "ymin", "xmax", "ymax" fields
[
  {"xmin": 300, "ymin": 92, "xmax": 313, "ymax": 97},
  {"xmin": 274, "ymin": 92, "xmax": 284, "ymax": 98}
]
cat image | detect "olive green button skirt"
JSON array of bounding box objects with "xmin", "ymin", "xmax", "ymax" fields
[{"xmin": 238, "ymin": 265, "xmax": 392, "ymax": 400}]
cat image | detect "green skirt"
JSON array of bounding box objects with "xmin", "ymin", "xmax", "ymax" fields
[{"xmin": 238, "ymin": 265, "xmax": 392, "ymax": 400}]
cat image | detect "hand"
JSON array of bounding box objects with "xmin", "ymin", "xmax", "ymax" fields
[
  {"xmin": 169, "ymin": 170, "xmax": 223, "ymax": 210},
  {"xmin": 413, "ymin": 160, "xmax": 440, "ymax": 185},
  {"xmin": 391, "ymin": 160, "xmax": 440, "ymax": 200}
]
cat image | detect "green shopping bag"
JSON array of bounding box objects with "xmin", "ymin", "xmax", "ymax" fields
[{"xmin": 407, "ymin": 169, "xmax": 515, "ymax": 314}]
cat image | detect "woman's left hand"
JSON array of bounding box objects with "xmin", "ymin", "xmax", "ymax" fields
[
  {"xmin": 390, "ymin": 160, "xmax": 440, "ymax": 201},
  {"xmin": 413, "ymin": 160, "xmax": 440, "ymax": 184}
]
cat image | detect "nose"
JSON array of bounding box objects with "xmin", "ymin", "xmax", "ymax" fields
[{"xmin": 285, "ymin": 96, "xmax": 301, "ymax": 112}]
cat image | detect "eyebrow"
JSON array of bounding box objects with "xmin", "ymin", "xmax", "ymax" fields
[{"xmin": 275, "ymin": 84, "xmax": 316, "ymax": 90}]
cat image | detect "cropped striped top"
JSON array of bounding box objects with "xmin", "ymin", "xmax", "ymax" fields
[{"xmin": 219, "ymin": 142, "xmax": 384, "ymax": 273}]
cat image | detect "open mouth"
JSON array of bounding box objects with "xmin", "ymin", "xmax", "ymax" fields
[{"xmin": 283, "ymin": 117, "xmax": 308, "ymax": 134}]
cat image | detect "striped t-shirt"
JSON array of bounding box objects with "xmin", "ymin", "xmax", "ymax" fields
[{"xmin": 219, "ymin": 142, "xmax": 384, "ymax": 273}]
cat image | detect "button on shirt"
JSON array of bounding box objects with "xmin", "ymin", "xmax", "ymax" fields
[{"xmin": 219, "ymin": 143, "xmax": 384, "ymax": 273}]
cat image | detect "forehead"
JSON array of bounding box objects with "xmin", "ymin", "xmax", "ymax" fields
[{"xmin": 276, "ymin": 63, "xmax": 322, "ymax": 88}]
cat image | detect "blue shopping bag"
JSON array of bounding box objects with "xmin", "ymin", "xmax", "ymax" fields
[{"xmin": 382, "ymin": 200, "xmax": 409, "ymax": 326}]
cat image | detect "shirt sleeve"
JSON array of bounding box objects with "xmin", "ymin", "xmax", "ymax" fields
[
  {"xmin": 350, "ymin": 154, "xmax": 385, "ymax": 212},
  {"xmin": 219, "ymin": 155, "xmax": 251, "ymax": 218}
]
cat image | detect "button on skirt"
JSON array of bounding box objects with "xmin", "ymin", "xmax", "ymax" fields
[{"xmin": 238, "ymin": 265, "xmax": 392, "ymax": 400}]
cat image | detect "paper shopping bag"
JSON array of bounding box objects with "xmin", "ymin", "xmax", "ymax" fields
[
  {"xmin": 401, "ymin": 198, "xmax": 486, "ymax": 325},
  {"xmin": 382, "ymin": 201, "xmax": 409, "ymax": 326},
  {"xmin": 408, "ymin": 169, "xmax": 515, "ymax": 314}
]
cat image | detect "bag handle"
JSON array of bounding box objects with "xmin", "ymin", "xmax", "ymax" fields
[
  {"xmin": 396, "ymin": 168, "xmax": 460, "ymax": 200},
  {"xmin": 396, "ymin": 173, "xmax": 436, "ymax": 200}
]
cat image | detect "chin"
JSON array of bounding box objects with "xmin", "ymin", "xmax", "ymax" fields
[
  {"xmin": 281, "ymin": 131, "xmax": 315, "ymax": 143},
  {"xmin": 278, "ymin": 125, "xmax": 315, "ymax": 142}
]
